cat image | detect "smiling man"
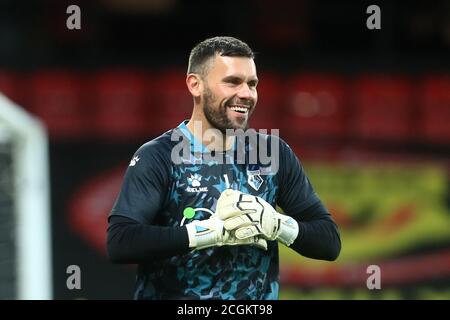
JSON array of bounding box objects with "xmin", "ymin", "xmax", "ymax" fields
[
  {"xmin": 107, "ymin": 36, "xmax": 341, "ymax": 300},
  {"xmin": 186, "ymin": 41, "xmax": 258, "ymax": 133}
]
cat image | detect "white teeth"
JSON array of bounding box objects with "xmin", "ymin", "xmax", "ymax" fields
[{"xmin": 229, "ymin": 105, "xmax": 248, "ymax": 113}]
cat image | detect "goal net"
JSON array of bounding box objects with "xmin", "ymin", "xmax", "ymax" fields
[{"xmin": 0, "ymin": 93, "xmax": 52, "ymax": 299}]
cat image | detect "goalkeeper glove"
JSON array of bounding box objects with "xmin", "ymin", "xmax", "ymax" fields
[
  {"xmin": 185, "ymin": 215, "xmax": 268, "ymax": 251},
  {"xmin": 217, "ymin": 189, "xmax": 299, "ymax": 246}
]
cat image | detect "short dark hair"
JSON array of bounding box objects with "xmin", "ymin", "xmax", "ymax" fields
[{"xmin": 187, "ymin": 36, "xmax": 254, "ymax": 77}]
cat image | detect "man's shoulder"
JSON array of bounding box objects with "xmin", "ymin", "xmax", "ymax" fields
[
  {"xmin": 252, "ymin": 130, "xmax": 289, "ymax": 150},
  {"xmin": 135, "ymin": 128, "xmax": 178, "ymax": 160}
]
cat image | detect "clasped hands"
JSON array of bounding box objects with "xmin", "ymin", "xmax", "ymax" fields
[{"xmin": 186, "ymin": 189, "xmax": 299, "ymax": 251}]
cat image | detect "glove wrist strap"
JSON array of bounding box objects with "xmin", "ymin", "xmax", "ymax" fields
[
  {"xmin": 186, "ymin": 222, "xmax": 218, "ymax": 250},
  {"xmin": 277, "ymin": 214, "xmax": 299, "ymax": 246}
]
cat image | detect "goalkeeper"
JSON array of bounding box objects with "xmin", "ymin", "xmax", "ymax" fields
[{"xmin": 107, "ymin": 36, "xmax": 341, "ymax": 300}]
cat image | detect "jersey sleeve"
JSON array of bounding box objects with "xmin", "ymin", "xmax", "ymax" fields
[
  {"xmin": 276, "ymin": 138, "xmax": 320, "ymax": 215},
  {"xmin": 110, "ymin": 141, "xmax": 172, "ymax": 224}
]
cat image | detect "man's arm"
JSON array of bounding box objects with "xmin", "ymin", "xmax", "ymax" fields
[
  {"xmin": 107, "ymin": 215, "xmax": 190, "ymax": 263},
  {"xmin": 107, "ymin": 213, "xmax": 269, "ymax": 264},
  {"xmin": 107, "ymin": 140, "xmax": 191, "ymax": 263},
  {"xmin": 217, "ymin": 189, "xmax": 341, "ymax": 261},
  {"xmin": 289, "ymin": 201, "xmax": 341, "ymax": 261},
  {"xmin": 275, "ymin": 137, "xmax": 341, "ymax": 261}
]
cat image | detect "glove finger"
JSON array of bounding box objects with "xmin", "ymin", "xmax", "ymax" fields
[
  {"xmin": 217, "ymin": 192, "xmax": 247, "ymax": 219},
  {"xmin": 234, "ymin": 194, "xmax": 260, "ymax": 211},
  {"xmin": 217, "ymin": 191, "xmax": 258, "ymax": 218},
  {"xmin": 223, "ymin": 214, "xmax": 254, "ymax": 230},
  {"xmin": 225, "ymin": 236, "xmax": 267, "ymax": 251},
  {"xmin": 217, "ymin": 204, "xmax": 244, "ymax": 219},
  {"xmin": 253, "ymin": 238, "xmax": 267, "ymax": 251},
  {"xmin": 220, "ymin": 189, "xmax": 241, "ymax": 199},
  {"xmin": 235, "ymin": 225, "xmax": 261, "ymax": 239},
  {"xmin": 217, "ymin": 189, "xmax": 243, "ymax": 208},
  {"xmin": 224, "ymin": 236, "xmax": 252, "ymax": 246},
  {"xmin": 218, "ymin": 202, "xmax": 255, "ymax": 220}
]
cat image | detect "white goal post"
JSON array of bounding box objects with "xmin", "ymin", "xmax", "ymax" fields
[{"xmin": 0, "ymin": 93, "xmax": 52, "ymax": 299}]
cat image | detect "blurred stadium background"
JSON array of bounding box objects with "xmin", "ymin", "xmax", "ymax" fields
[{"xmin": 0, "ymin": 0, "xmax": 449, "ymax": 299}]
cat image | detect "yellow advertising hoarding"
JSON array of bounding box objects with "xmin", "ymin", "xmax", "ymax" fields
[{"xmin": 279, "ymin": 161, "xmax": 450, "ymax": 299}]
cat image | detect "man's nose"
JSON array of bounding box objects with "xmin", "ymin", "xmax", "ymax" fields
[{"xmin": 237, "ymin": 83, "xmax": 254, "ymax": 100}]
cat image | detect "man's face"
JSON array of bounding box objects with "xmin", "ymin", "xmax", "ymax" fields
[{"xmin": 201, "ymin": 55, "xmax": 258, "ymax": 132}]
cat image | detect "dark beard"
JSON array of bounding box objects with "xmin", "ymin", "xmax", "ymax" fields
[{"xmin": 202, "ymin": 87, "xmax": 249, "ymax": 134}]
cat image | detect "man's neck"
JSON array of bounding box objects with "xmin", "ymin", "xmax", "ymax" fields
[{"xmin": 186, "ymin": 118, "xmax": 235, "ymax": 152}]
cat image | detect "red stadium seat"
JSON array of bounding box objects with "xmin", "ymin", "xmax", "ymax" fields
[
  {"xmin": 283, "ymin": 74, "xmax": 347, "ymax": 141},
  {"xmin": 156, "ymin": 69, "xmax": 193, "ymax": 131},
  {"xmin": 91, "ymin": 70, "xmax": 153, "ymax": 139},
  {"xmin": 249, "ymin": 72, "xmax": 282, "ymax": 133},
  {"xmin": 28, "ymin": 71, "xmax": 87, "ymax": 139},
  {"xmin": 351, "ymin": 75, "xmax": 413, "ymax": 142},
  {"xmin": 418, "ymin": 75, "xmax": 450, "ymax": 145}
]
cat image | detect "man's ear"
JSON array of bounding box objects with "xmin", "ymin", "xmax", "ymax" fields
[{"xmin": 186, "ymin": 74, "xmax": 202, "ymax": 98}]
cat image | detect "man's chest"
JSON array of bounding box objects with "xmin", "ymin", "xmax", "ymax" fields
[{"xmin": 164, "ymin": 163, "xmax": 279, "ymax": 224}]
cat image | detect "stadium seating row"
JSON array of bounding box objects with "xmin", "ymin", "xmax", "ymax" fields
[{"xmin": 0, "ymin": 70, "xmax": 448, "ymax": 144}]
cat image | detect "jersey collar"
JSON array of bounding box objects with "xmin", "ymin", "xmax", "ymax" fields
[
  {"xmin": 177, "ymin": 120, "xmax": 237, "ymax": 154},
  {"xmin": 177, "ymin": 121, "xmax": 209, "ymax": 154}
]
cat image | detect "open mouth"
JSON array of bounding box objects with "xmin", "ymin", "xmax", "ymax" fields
[{"xmin": 228, "ymin": 104, "xmax": 249, "ymax": 114}]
